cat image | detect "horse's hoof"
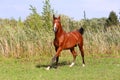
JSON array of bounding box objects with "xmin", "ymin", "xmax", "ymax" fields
[
  {"xmin": 69, "ymin": 62, "xmax": 75, "ymax": 67},
  {"xmin": 46, "ymin": 66, "xmax": 50, "ymax": 70},
  {"xmin": 82, "ymin": 64, "xmax": 85, "ymax": 67}
]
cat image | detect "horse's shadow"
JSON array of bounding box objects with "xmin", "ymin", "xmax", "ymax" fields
[{"xmin": 36, "ymin": 61, "xmax": 70, "ymax": 69}]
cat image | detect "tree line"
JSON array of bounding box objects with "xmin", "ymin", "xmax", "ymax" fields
[{"xmin": 0, "ymin": 0, "xmax": 119, "ymax": 32}]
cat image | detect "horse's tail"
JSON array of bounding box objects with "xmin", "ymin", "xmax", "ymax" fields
[{"xmin": 78, "ymin": 27, "xmax": 84, "ymax": 35}]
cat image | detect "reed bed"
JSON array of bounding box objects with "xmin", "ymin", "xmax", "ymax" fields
[
  {"xmin": 0, "ymin": 25, "xmax": 119, "ymax": 58},
  {"xmin": 84, "ymin": 26, "xmax": 120, "ymax": 56}
]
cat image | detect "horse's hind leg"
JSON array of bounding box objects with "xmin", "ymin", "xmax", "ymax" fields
[
  {"xmin": 69, "ymin": 47, "xmax": 77, "ymax": 67},
  {"xmin": 78, "ymin": 44, "xmax": 85, "ymax": 67}
]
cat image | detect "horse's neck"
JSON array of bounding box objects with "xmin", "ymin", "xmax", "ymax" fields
[{"xmin": 55, "ymin": 27, "xmax": 66, "ymax": 38}]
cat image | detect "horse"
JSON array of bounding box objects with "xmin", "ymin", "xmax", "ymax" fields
[{"xmin": 46, "ymin": 15, "xmax": 85, "ymax": 70}]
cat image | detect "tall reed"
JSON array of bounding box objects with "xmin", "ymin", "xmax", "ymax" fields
[
  {"xmin": 0, "ymin": 25, "xmax": 119, "ymax": 58},
  {"xmin": 84, "ymin": 26, "xmax": 120, "ymax": 56},
  {"xmin": 0, "ymin": 25, "xmax": 54, "ymax": 58}
]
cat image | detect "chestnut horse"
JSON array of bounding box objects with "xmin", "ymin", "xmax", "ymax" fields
[{"xmin": 46, "ymin": 15, "xmax": 85, "ymax": 70}]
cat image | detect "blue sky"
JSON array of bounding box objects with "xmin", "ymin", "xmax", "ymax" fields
[{"xmin": 0, "ymin": 0, "xmax": 120, "ymax": 20}]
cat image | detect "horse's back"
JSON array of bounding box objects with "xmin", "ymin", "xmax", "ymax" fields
[
  {"xmin": 62, "ymin": 30, "xmax": 83, "ymax": 49},
  {"xmin": 67, "ymin": 30, "xmax": 83, "ymax": 40}
]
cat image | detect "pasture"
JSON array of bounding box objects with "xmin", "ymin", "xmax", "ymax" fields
[{"xmin": 0, "ymin": 54, "xmax": 120, "ymax": 80}]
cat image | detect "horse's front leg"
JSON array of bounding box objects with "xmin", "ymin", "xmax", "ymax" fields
[
  {"xmin": 54, "ymin": 47, "xmax": 59, "ymax": 66},
  {"xmin": 46, "ymin": 47, "xmax": 62, "ymax": 70}
]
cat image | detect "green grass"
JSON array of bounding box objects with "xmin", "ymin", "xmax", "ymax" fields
[{"xmin": 0, "ymin": 54, "xmax": 120, "ymax": 80}]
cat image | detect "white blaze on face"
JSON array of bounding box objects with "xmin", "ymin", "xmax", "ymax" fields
[{"xmin": 53, "ymin": 23, "xmax": 57, "ymax": 32}]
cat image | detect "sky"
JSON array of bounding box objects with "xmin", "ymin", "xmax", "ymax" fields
[{"xmin": 0, "ymin": 0, "xmax": 120, "ymax": 20}]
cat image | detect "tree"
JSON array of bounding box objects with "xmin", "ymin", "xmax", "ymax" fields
[
  {"xmin": 42, "ymin": 0, "xmax": 54, "ymax": 30},
  {"xmin": 106, "ymin": 11, "xmax": 119, "ymax": 27},
  {"xmin": 24, "ymin": 5, "xmax": 43, "ymax": 30}
]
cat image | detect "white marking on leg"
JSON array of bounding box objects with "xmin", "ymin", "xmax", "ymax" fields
[
  {"xmin": 46, "ymin": 66, "xmax": 50, "ymax": 70},
  {"xmin": 69, "ymin": 62, "xmax": 75, "ymax": 67},
  {"xmin": 82, "ymin": 64, "xmax": 85, "ymax": 67}
]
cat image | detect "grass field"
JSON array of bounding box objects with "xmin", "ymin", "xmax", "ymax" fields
[
  {"xmin": 0, "ymin": 54, "xmax": 120, "ymax": 80},
  {"xmin": 0, "ymin": 24, "xmax": 119, "ymax": 80}
]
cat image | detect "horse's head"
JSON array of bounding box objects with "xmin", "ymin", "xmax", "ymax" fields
[{"xmin": 53, "ymin": 14, "xmax": 61, "ymax": 32}]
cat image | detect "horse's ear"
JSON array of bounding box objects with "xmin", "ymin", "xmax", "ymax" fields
[{"xmin": 53, "ymin": 14, "xmax": 55, "ymax": 19}]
